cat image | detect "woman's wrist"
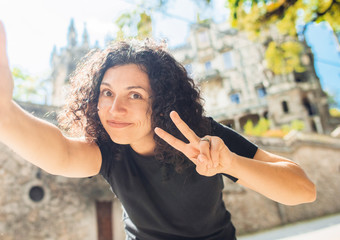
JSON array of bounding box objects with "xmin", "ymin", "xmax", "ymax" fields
[{"xmin": 220, "ymin": 149, "xmax": 238, "ymax": 177}]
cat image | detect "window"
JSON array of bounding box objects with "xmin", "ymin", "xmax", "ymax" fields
[
  {"xmin": 303, "ymin": 97, "xmax": 316, "ymax": 116},
  {"xmin": 282, "ymin": 101, "xmax": 289, "ymax": 113},
  {"xmin": 230, "ymin": 93, "xmax": 241, "ymax": 104},
  {"xmin": 205, "ymin": 61, "xmax": 212, "ymax": 71},
  {"xmin": 223, "ymin": 52, "xmax": 234, "ymax": 69},
  {"xmin": 257, "ymin": 87, "xmax": 267, "ymax": 98},
  {"xmin": 29, "ymin": 186, "xmax": 45, "ymax": 202},
  {"xmin": 294, "ymin": 71, "xmax": 308, "ymax": 83},
  {"xmin": 198, "ymin": 31, "xmax": 209, "ymax": 43}
]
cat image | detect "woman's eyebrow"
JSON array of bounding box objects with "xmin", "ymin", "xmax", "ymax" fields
[
  {"xmin": 100, "ymin": 82, "xmax": 148, "ymax": 92},
  {"xmin": 100, "ymin": 82, "xmax": 111, "ymax": 87},
  {"xmin": 127, "ymin": 86, "xmax": 147, "ymax": 91}
]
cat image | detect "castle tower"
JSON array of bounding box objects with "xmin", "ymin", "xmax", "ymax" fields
[
  {"xmin": 82, "ymin": 23, "xmax": 90, "ymax": 49},
  {"xmin": 50, "ymin": 19, "xmax": 91, "ymax": 106},
  {"xmin": 67, "ymin": 19, "xmax": 77, "ymax": 48}
]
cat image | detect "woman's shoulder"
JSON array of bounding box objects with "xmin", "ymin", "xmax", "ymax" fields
[
  {"xmin": 205, "ymin": 117, "xmax": 235, "ymax": 135},
  {"xmin": 206, "ymin": 116, "xmax": 258, "ymax": 158}
]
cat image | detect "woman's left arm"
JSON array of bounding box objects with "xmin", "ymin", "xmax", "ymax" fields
[{"xmin": 228, "ymin": 148, "xmax": 316, "ymax": 205}]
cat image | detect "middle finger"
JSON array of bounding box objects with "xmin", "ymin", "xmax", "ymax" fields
[{"xmin": 170, "ymin": 111, "xmax": 200, "ymax": 144}]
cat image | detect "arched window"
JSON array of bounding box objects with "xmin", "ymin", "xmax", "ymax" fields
[
  {"xmin": 282, "ymin": 101, "xmax": 289, "ymax": 113},
  {"xmin": 303, "ymin": 97, "xmax": 316, "ymax": 116}
]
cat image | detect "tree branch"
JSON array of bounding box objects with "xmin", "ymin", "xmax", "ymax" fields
[{"xmin": 260, "ymin": 0, "xmax": 298, "ymax": 21}]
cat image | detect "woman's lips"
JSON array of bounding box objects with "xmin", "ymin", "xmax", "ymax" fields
[{"xmin": 107, "ymin": 120, "xmax": 132, "ymax": 128}]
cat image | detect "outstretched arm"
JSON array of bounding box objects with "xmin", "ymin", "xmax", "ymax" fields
[
  {"xmin": 155, "ymin": 111, "xmax": 316, "ymax": 205},
  {"xmin": 0, "ymin": 21, "xmax": 101, "ymax": 178}
]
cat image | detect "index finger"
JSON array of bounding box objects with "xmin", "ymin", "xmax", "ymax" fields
[
  {"xmin": 154, "ymin": 127, "xmax": 187, "ymax": 153},
  {"xmin": 0, "ymin": 21, "xmax": 9, "ymax": 66},
  {"xmin": 170, "ymin": 111, "xmax": 200, "ymax": 144}
]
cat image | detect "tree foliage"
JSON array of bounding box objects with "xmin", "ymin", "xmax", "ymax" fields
[
  {"xmin": 227, "ymin": 0, "xmax": 340, "ymax": 74},
  {"xmin": 244, "ymin": 117, "xmax": 271, "ymax": 136},
  {"xmin": 12, "ymin": 67, "xmax": 46, "ymax": 103},
  {"xmin": 115, "ymin": 10, "xmax": 153, "ymax": 39},
  {"xmin": 114, "ymin": 0, "xmax": 339, "ymax": 74},
  {"xmin": 228, "ymin": 0, "xmax": 340, "ymax": 37},
  {"xmin": 114, "ymin": 0, "xmax": 213, "ymax": 39},
  {"xmin": 330, "ymin": 108, "xmax": 340, "ymax": 117},
  {"xmin": 265, "ymin": 40, "xmax": 306, "ymax": 74},
  {"xmin": 244, "ymin": 117, "xmax": 305, "ymax": 137}
]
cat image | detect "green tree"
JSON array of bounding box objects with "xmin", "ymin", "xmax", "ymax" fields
[
  {"xmin": 329, "ymin": 108, "xmax": 340, "ymax": 117},
  {"xmin": 114, "ymin": 0, "xmax": 212, "ymax": 39},
  {"xmin": 228, "ymin": 0, "xmax": 340, "ymax": 39},
  {"xmin": 325, "ymin": 90, "xmax": 338, "ymax": 107},
  {"xmin": 244, "ymin": 118, "xmax": 305, "ymax": 137},
  {"xmin": 12, "ymin": 67, "xmax": 47, "ymax": 103},
  {"xmin": 115, "ymin": 11, "xmax": 153, "ymax": 39},
  {"xmin": 228, "ymin": 0, "xmax": 340, "ymax": 74},
  {"xmin": 244, "ymin": 118, "xmax": 271, "ymax": 136},
  {"xmin": 114, "ymin": 0, "xmax": 339, "ymax": 74}
]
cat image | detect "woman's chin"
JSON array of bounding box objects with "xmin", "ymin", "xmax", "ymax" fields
[{"xmin": 110, "ymin": 136, "xmax": 130, "ymax": 145}]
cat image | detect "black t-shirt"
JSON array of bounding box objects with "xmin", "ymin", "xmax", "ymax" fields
[{"xmin": 98, "ymin": 118, "xmax": 258, "ymax": 240}]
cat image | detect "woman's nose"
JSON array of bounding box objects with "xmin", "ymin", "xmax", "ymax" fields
[{"xmin": 109, "ymin": 97, "xmax": 127, "ymax": 114}]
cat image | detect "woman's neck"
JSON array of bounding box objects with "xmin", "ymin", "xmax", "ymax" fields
[{"xmin": 130, "ymin": 139, "xmax": 156, "ymax": 156}]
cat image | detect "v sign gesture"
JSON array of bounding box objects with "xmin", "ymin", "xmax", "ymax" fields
[
  {"xmin": 155, "ymin": 111, "xmax": 316, "ymax": 205},
  {"xmin": 155, "ymin": 111, "xmax": 234, "ymax": 177}
]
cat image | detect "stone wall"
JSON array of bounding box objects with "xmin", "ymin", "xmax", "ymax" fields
[
  {"xmin": 225, "ymin": 132, "xmax": 340, "ymax": 235},
  {"xmin": 0, "ymin": 142, "xmax": 125, "ymax": 240}
]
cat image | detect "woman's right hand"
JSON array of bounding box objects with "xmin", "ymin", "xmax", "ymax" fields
[{"xmin": 0, "ymin": 21, "xmax": 14, "ymax": 108}]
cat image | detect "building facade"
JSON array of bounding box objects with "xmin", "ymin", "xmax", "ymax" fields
[{"xmin": 170, "ymin": 21, "xmax": 333, "ymax": 134}]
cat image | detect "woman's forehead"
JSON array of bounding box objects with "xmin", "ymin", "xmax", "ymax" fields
[{"xmin": 101, "ymin": 64, "xmax": 151, "ymax": 91}]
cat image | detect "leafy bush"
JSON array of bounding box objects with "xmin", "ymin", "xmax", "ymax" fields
[
  {"xmin": 330, "ymin": 108, "xmax": 340, "ymax": 117},
  {"xmin": 243, "ymin": 118, "xmax": 305, "ymax": 138}
]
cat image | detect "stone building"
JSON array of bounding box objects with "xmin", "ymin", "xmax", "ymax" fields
[{"xmin": 170, "ymin": 21, "xmax": 334, "ymax": 134}]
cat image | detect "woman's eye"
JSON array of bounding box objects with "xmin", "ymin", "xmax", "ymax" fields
[
  {"xmin": 130, "ymin": 93, "xmax": 142, "ymax": 99},
  {"xmin": 101, "ymin": 89, "xmax": 112, "ymax": 97}
]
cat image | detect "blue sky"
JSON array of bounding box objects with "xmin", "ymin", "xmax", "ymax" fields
[
  {"xmin": 0, "ymin": 0, "xmax": 339, "ymax": 106},
  {"xmin": 0, "ymin": 0, "xmax": 227, "ymax": 76},
  {"xmin": 305, "ymin": 23, "xmax": 340, "ymax": 106}
]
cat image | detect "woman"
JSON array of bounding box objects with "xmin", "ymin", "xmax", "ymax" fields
[{"xmin": 0, "ymin": 21, "xmax": 316, "ymax": 240}]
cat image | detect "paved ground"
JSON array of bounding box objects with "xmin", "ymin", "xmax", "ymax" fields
[{"xmin": 238, "ymin": 213, "xmax": 340, "ymax": 240}]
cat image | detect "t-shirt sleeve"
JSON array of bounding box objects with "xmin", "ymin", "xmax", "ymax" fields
[
  {"xmin": 209, "ymin": 117, "xmax": 258, "ymax": 182},
  {"xmin": 96, "ymin": 140, "xmax": 113, "ymax": 179}
]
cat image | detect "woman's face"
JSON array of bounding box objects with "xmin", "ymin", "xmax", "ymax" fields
[{"xmin": 97, "ymin": 64, "xmax": 155, "ymax": 155}]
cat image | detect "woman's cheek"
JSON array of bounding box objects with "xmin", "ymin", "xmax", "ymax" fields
[{"xmin": 97, "ymin": 98, "xmax": 112, "ymax": 111}]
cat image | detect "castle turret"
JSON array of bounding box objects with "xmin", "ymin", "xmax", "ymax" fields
[
  {"xmin": 67, "ymin": 19, "xmax": 77, "ymax": 48},
  {"xmin": 82, "ymin": 23, "xmax": 89, "ymax": 49}
]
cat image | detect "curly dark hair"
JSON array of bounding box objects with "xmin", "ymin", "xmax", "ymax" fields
[{"xmin": 58, "ymin": 39, "xmax": 211, "ymax": 173}]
